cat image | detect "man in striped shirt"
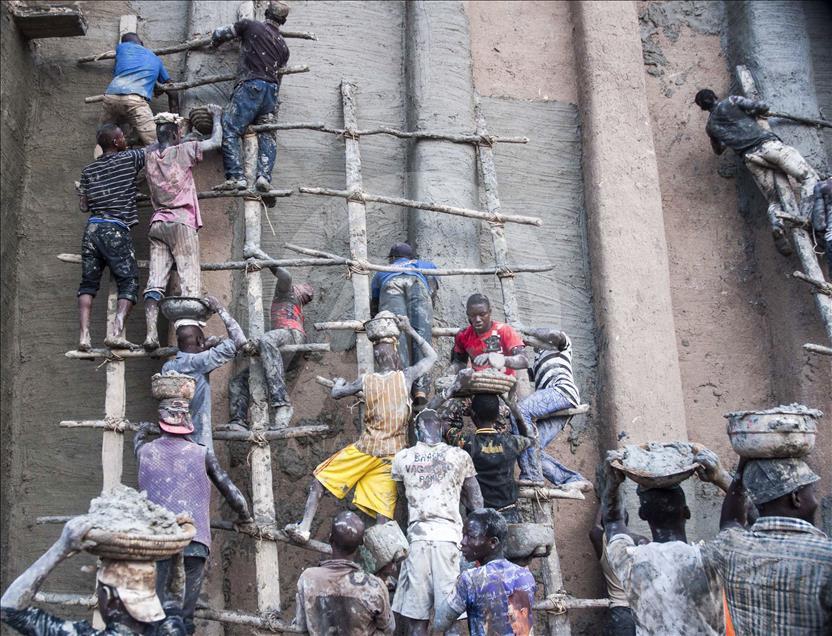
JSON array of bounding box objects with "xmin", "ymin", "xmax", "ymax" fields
[
  {"xmin": 284, "ymin": 313, "xmax": 437, "ymax": 544},
  {"xmin": 514, "ymin": 328, "xmax": 588, "ymax": 488},
  {"xmin": 76, "ymin": 124, "xmax": 146, "ymax": 351}
]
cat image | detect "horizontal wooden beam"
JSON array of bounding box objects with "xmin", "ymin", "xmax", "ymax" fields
[
  {"xmin": 517, "ymin": 486, "xmax": 586, "ymax": 501},
  {"xmin": 804, "ymin": 342, "xmax": 832, "ymax": 356},
  {"xmin": 212, "ymin": 424, "xmax": 330, "ymax": 441},
  {"xmin": 298, "ymin": 187, "xmax": 543, "ymax": 227},
  {"xmin": 58, "ymin": 253, "xmax": 342, "ymax": 272},
  {"xmin": 533, "ymin": 595, "xmax": 611, "ymax": 612},
  {"xmin": 793, "ymin": 270, "xmax": 832, "ymax": 296},
  {"xmin": 136, "ymin": 189, "xmax": 293, "ymax": 204}
]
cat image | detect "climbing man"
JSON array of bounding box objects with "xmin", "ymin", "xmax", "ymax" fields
[
  {"xmin": 1, "ymin": 517, "xmax": 185, "ymax": 635},
  {"xmin": 446, "ymin": 390, "xmax": 535, "ymax": 523},
  {"xmin": 704, "ymin": 456, "xmax": 832, "ymax": 634},
  {"xmin": 390, "ymin": 406, "xmax": 483, "ymax": 635},
  {"xmin": 161, "ymin": 295, "xmax": 250, "ymax": 450},
  {"xmin": 135, "ymin": 381, "xmax": 254, "ymax": 635},
  {"xmin": 601, "ymin": 446, "xmax": 729, "ymax": 635},
  {"xmin": 448, "ymin": 293, "xmax": 528, "ymax": 378},
  {"xmin": 515, "ymin": 327, "xmax": 590, "ymax": 489},
  {"xmin": 211, "ymin": 1, "xmax": 290, "ymax": 192},
  {"xmin": 77, "ymin": 124, "xmax": 147, "ymax": 351},
  {"xmin": 812, "ymin": 177, "xmax": 832, "ymax": 271},
  {"xmin": 99, "ymin": 32, "xmax": 178, "ymax": 151},
  {"xmin": 284, "ymin": 313, "xmax": 438, "ymax": 543},
  {"xmin": 141, "ymin": 106, "xmax": 223, "ymax": 350},
  {"xmin": 695, "ymin": 88, "xmax": 820, "ymax": 256},
  {"xmin": 433, "ymin": 508, "xmax": 537, "ymax": 636},
  {"xmin": 227, "ymin": 265, "xmax": 314, "ymax": 429},
  {"xmin": 293, "ymin": 510, "xmax": 395, "ymax": 635},
  {"xmin": 370, "ymin": 242, "xmax": 439, "ymax": 405}
]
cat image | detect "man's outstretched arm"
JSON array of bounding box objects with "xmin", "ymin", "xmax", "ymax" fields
[
  {"xmin": 198, "ymin": 104, "xmax": 223, "ymax": 153},
  {"xmin": 269, "ymin": 266, "xmax": 293, "ymax": 295},
  {"xmin": 601, "ymin": 454, "xmax": 628, "ymax": 539},
  {"xmin": 330, "ymin": 376, "xmax": 364, "ymax": 399},
  {"xmin": 206, "ymin": 451, "xmax": 254, "ymax": 523},
  {"xmin": 204, "ymin": 295, "xmax": 248, "ymax": 349},
  {"xmin": 1, "ymin": 517, "xmax": 94, "ymax": 610},
  {"xmin": 396, "ymin": 315, "xmax": 437, "ymax": 388}
]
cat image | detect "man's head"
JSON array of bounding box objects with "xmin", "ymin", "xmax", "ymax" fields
[
  {"xmin": 466, "ymin": 293, "xmax": 492, "ymax": 334},
  {"xmin": 414, "ymin": 408, "xmax": 444, "ymax": 444},
  {"xmin": 294, "ymin": 283, "xmax": 314, "ymax": 306},
  {"xmin": 637, "ymin": 485, "xmax": 690, "ymax": 541},
  {"xmin": 264, "ymin": 0, "xmax": 290, "ymax": 24},
  {"xmin": 743, "ymin": 458, "xmax": 820, "ymax": 523},
  {"xmin": 97, "ymin": 124, "xmax": 127, "ymax": 153},
  {"xmin": 96, "ymin": 560, "xmax": 165, "ymax": 627},
  {"xmin": 507, "ymin": 589, "xmax": 534, "ymax": 636},
  {"xmin": 388, "ymin": 242, "xmax": 414, "ymax": 262},
  {"xmin": 158, "ymin": 398, "xmax": 194, "ymax": 435},
  {"xmin": 121, "ymin": 32, "xmax": 143, "ymax": 46},
  {"xmin": 694, "ymin": 88, "xmax": 718, "ymax": 111},
  {"xmin": 461, "ymin": 508, "xmax": 507, "ymax": 564},
  {"xmin": 470, "ymin": 393, "xmax": 500, "ymax": 429},
  {"xmin": 175, "ymin": 322, "xmax": 205, "ymax": 353},
  {"xmin": 329, "ymin": 510, "xmax": 365, "ymax": 558}
]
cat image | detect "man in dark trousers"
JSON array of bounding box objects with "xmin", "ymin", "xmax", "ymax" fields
[
  {"xmin": 695, "ymin": 88, "xmax": 819, "ymax": 255},
  {"xmin": 293, "ymin": 511, "xmax": 394, "ymax": 634},
  {"xmin": 77, "ymin": 124, "xmax": 146, "ymax": 351},
  {"xmin": 98, "ymin": 32, "xmax": 178, "ymax": 151},
  {"xmin": 135, "ymin": 383, "xmax": 254, "ymax": 635},
  {"xmin": 211, "ymin": 1, "xmax": 290, "ymax": 192}
]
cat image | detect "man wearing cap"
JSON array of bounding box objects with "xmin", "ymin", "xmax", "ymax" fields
[
  {"xmin": 141, "ymin": 105, "xmax": 223, "ymax": 351},
  {"xmin": 601, "ymin": 446, "xmax": 729, "ymax": 635},
  {"xmin": 98, "ymin": 32, "xmax": 178, "ymax": 152},
  {"xmin": 1, "ymin": 516, "xmax": 184, "ymax": 635},
  {"xmin": 211, "ymin": 1, "xmax": 290, "ymax": 193},
  {"xmin": 135, "ymin": 387, "xmax": 254, "ymax": 634},
  {"xmin": 284, "ymin": 313, "xmax": 438, "ymax": 544},
  {"xmin": 370, "ymin": 242, "xmax": 439, "ymax": 406},
  {"xmin": 160, "ymin": 295, "xmax": 250, "ymax": 450},
  {"xmin": 227, "ymin": 265, "xmax": 315, "ymax": 429},
  {"xmin": 703, "ymin": 456, "xmax": 832, "ymax": 634}
]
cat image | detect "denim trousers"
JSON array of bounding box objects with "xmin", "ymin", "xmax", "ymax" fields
[
  {"xmin": 513, "ymin": 386, "xmax": 584, "ymax": 485},
  {"xmin": 378, "ymin": 276, "xmax": 433, "ymax": 394},
  {"xmin": 222, "ymin": 79, "xmax": 279, "ymax": 181}
]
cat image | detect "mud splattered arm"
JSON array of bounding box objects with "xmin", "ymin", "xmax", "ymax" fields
[
  {"xmin": 331, "ymin": 376, "xmax": 364, "ymax": 399},
  {"xmin": 198, "ymin": 105, "xmax": 223, "ymax": 153},
  {"xmin": 270, "ymin": 266, "xmax": 293, "ymax": 295},
  {"xmin": 133, "ymin": 421, "xmax": 154, "ymax": 457},
  {"xmin": 204, "ymin": 295, "xmax": 248, "ymax": 349},
  {"xmin": 461, "ymin": 476, "xmax": 483, "ymax": 511},
  {"xmin": 719, "ymin": 457, "xmax": 749, "ymax": 530},
  {"xmin": 732, "ymin": 95, "xmax": 769, "ymax": 116},
  {"xmin": 589, "ymin": 506, "xmax": 604, "ymax": 559},
  {"xmin": 1, "ymin": 517, "xmax": 94, "ymax": 610},
  {"xmin": 601, "ymin": 453, "xmax": 628, "ymax": 540},
  {"xmin": 206, "ymin": 451, "xmax": 253, "ymax": 523},
  {"xmin": 709, "ymin": 134, "xmax": 726, "ymax": 156},
  {"xmin": 210, "ymin": 24, "xmax": 237, "ymax": 47},
  {"xmin": 396, "ymin": 315, "xmax": 437, "ymax": 389}
]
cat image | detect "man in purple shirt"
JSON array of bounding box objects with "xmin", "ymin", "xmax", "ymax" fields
[
  {"xmin": 135, "ymin": 384, "xmax": 253, "ymax": 634},
  {"xmin": 434, "ymin": 508, "xmax": 536, "ymax": 636},
  {"xmin": 141, "ymin": 106, "xmax": 222, "ymax": 351}
]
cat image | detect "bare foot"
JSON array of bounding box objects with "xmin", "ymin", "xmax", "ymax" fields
[
  {"xmin": 142, "ymin": 337, "xmax": 160, "ymax": 352},
  {"xmin": 563, "ymin": 479, "xmax": 593, "ymax": 493},
  {"xmin": 104, "ymin": 335, "xmax": 139, "ymax": 350},
  {"xmin": 78, "ymin": 333, "xmax": 92, "ymax": 352},
  {"xmin": 283, "ymin": 523, "xmax": 310, "ymax": 544}
]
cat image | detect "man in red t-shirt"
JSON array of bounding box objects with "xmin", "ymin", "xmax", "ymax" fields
[
  {"xmin": 449, "ymin": 294, "xmax": 528, "ymax": 377},
  {"xmin": 227, "ymin": 265, "xmax": 314, "ymax": 429}
]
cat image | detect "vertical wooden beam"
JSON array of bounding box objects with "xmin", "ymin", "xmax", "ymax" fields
[
  {"xmin": 474, "ymin": 99, "xmax": 519, "ymax": 326},
  {"xmin": 236, "ymin": 1, "xmax": 281, "ymax": 616},
  {"xmin": 533, "ymin": 501, "xmax": 571, "ymax": 635},
  {"xmin": 341, "ymin": 81, "xmax": 374, "ymax": 375}
]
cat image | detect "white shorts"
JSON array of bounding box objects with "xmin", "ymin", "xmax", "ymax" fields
[{"xmin": 391, "ymin": 540, "xmax": 462, "ymax": 620}]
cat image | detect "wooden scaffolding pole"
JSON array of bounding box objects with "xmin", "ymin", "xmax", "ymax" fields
[
  {"xmin": 737, "ymin": 65, "xmax": 832, "ymax": 345},
  {"xmin": 341, "ymin": 81, "xmax": 374, "ymax": 375}
]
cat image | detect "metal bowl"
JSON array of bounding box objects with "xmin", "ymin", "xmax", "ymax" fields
[
  {"xmin": 725, "ymin": 405, "xmax": 821, "ymax": 459},
  {"xmin": 159, "ymin": 297, "xmax": 211, "ymax": 323},
  {"xmin": 611, "ymin": 442, "xmax": 699, "ymax": 489}
]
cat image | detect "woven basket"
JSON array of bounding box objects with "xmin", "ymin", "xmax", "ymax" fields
[
  {"xmin": 86, "ymin": 522, "xmax": 196, "ymax": 561},
  {"xmin": 457, "ymin": 371, "xmax": 516, "ymax": 396}
]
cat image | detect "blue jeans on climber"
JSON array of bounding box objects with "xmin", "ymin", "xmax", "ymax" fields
[
  {"xmin": 222, "ymin": 79, "xmax": 278, "ymax": 183},
  {"xmin": 512, "ymin": 387, "xmax": 585, "ymax": 486}
]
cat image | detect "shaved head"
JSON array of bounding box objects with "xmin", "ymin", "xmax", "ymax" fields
[{"xmin": 329, "ymin": 510, "xmax": 364, "ymax": 554}]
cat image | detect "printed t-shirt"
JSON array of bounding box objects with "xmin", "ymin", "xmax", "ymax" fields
[
  {"xmin": 391, "ymin": 441, "xmax": 476, "ymax": 544},
  {"xmin": 446, "ymin": 558, "xmax": 536, "ymax": 636},
  {"xmin": 233, "ymin": 19, "xmax": 290, "ymax": 84},
  {"xmin": 453, "ymin": 322, "xmax": 524, "ymax": 376},
  {"xmin": 80, "ymin": 149, "xmax": 146, "ymax": 227},
  {"xmin": 147, "ymin": 141, "xmax": 203, "ymax": 229},
  {"xmin": 449, "ymin": 428, "xmax": 530, "ymax": 510},
  {"xmin": 270, "ymin": 285, "xmax": 308, "ymax": 333},
  {"xmin": 606, "ymin": 534, "xmax": 723, "ymax": 636},
  {"xmin": 106, "ymin": 42, "xmax": 171, "ymax": 100},
  {"xmin": 371, "ymin": 258, "xmax": 438, "ymax": 299}
]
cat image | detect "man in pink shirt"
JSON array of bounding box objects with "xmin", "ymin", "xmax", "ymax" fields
[{"xmin": 142, "ymin": 106, "xmax": 223, "ymax": 350}]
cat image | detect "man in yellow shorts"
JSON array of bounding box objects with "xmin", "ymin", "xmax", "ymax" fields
[{"xmin": 284, "ymin": 312, "xmax": 437, "ymax": 543}]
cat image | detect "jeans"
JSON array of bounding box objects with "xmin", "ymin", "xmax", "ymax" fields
[
  {"xmin": 229, "ymin": 328, "xmax": 304, "ymax": 422},
  {"xmin": 156, "ymin": 549, "xmax": 207, "ymax": 634},
  {"xmin": 514, "ymin": 387, "xmax": 584, "ymax": 485},
  {"xmin": 222, "ymin": 79, "xmax": 279, "ymax": 181},
  {"xmin": 378, "ymin": 276, "xmax": 433, "ymax": 395}
]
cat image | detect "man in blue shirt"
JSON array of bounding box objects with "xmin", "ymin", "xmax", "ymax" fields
[
  {"xmin": 100, "ymin": 32, "xmax": 178, "ymax": 148},
  {"xmin": 370, "ymin": 242, "xmax": 438, "ymax": 405}
]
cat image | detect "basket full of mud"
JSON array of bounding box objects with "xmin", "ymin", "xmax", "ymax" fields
[
  {"xmin": 151, "ymin": 372, "xmax": 196, "ymax": 401},
  {"xmin": 611, "ymin": 442, "xmax": 699, "ymax": 489},
  {"xmin": 725, "ymin": 404, "xmax": 821, "ymax": 459},
  {"xmin": 84, "ymin": 486, "xmax": 195, "ymax": 561}
]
